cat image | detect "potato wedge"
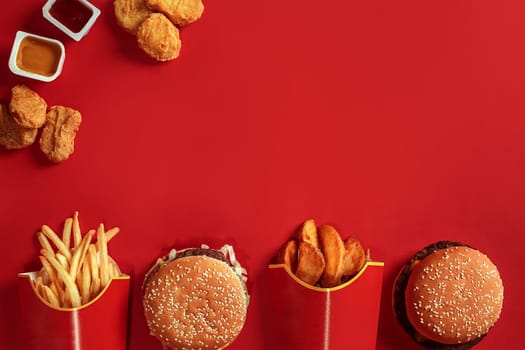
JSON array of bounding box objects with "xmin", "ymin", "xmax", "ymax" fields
[
  {"xmin": 297, "ymin": 219, "xmax": 318, "ymax": 249},
  {"xmin": 342, "ymin": 236, "xmax": 366, "ymax": 281},
  {"xmin": 318, "ymin": 225, "xmax": 345, "ymax": 288},
  {"xmin": 295, "ymin": 241, "xmax": 325, "ymax": 286},
  {"xmin": 276, "ymin": 239, "xmax": 298, "ymax": 273}
]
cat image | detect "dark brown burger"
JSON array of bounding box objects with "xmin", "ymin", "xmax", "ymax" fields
[
  {"xmin": 393, "ymin": 241, "xmax": 504, "ymax": 349},
  {"xmin": 142, "ymin": 245, "xmax": 249, "ymax": 350}
]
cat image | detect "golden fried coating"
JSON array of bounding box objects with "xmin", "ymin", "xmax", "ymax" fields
[
  {"xmin": 39, "ymin": 106, "xmax": 82, "ymax": 163},
  {"xmin": 136, "ymin": 13, "xmax": 181, "ymax": 61},
  {"xmin": 0, "ymin": 104, "xmax": 38, "ymax": 150},
  {"xmin": 276, "ymin": 239, "xmax": 298, "ymax": 273},
  {"xmin": 295, "ymin": 241, "xmax": 325, "ymax": 286},
  {"xmin": 318, "ymin": 225, "xmax": 345, "ymax": 288},
  {"xmin": 146, "ymin": 0, "xmax": 204, "ymax": 26},
  {"xmin": 114, "ymin": 0, "xmax": 152, "ymax": 34},
  {"xmin": 9, "ymin": 84, "xmax": 47, "ymax": 129},
  {"xmin": 341, "ymin": 236, "xmax": 366, "ymax": 281},
  {"xmin": 297, "ymin": 219, "xmax": 318, "ymax": 249}
]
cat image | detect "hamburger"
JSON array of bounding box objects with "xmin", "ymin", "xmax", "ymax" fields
[
  {"xmin": 393, "ymin": 241, "xmax": 504, "ymax": 349},
  {"xmin": 142, "ymin": 244, "xmax": 249, "ymax": 350}
]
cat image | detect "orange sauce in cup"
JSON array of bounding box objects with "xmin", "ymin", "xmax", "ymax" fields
[{"xmin": 16, "ymin": 36, "xmax": 62, "ymax": 77}]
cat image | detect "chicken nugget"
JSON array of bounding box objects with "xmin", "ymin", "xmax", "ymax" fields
[
  {"xmin": 276, "ymin": 239, "xmax": 298, "ymax": 273},
  {"xmin": 295, "ymin": 241, "xmax": 325, "ymax": 286},
  {"xmin": 147, "ymin": 0, "xmax": 204, "ymax": 26},
  {"xmin": 137, "ymin": 13, "xmax": 181, "ymax": 61},
  {"xmin": 9, "ymin": 85, "xmax": 47, "ymax": 129},
  {"xmin": 0, "ymin": 104, "xmax": 38, "ymax": 150},
  {"xmin": 297, "ymin": 219, "xmax": 319, "ymax": 249},
  {"xmin": 114, "ymin": 0, "xmax": 152, "ymax": 34},
  {"xmin": 39, "ymin": 106, "xmax": 82, "ymax": 163},
  {"xmin": 318, "ymin": 225, "xmax": 345, "ymax": 288},
  {"xmin": 341, "ymin": 236, "xmax": 366, "ymax": 281}
]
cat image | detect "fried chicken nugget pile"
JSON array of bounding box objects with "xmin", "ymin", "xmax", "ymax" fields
[
  {"xmin": 0, "ymin": 103, "xmax": 38, "ymax": 150},
  {"xmin": 137, "ymin": 13, "xmax": 181, "ymax": 61},
  {"xmin": 0, "ymin": 84, "xmax": 81, "ymax": 163},
  {"xmin": 276, "ymin": 219, "xmax": 369, "ymax": 288},
  {"xmin": 114, "ymin": 0, "xmax": 204, "ymax": 61}
]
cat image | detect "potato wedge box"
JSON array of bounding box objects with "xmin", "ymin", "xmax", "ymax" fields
[
  {"xmin": 18, "ymin": 272, "xmax": 130, "ymax": 350},
  {"xmin": 267, "ymin": 261, "xmax": 384, "ymax": 350}
]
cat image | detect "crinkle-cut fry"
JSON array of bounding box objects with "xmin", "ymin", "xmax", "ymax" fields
[
  {"xmin": 41, "ymin": 225, "xmax": 72, "ymax": 261},
  {"xmin": 295, "ymin": 241, "xmax": 325, "ymax": 286},
  {"xmin": 41, "ymin": 249, "xmax": 81, "ymax": 308},
  {"xmin": 69, "ymin": 229, "xmax": 94, "ymax": 282},
  {"xmin": 72, "ymin": 211, "xmax": 82, "ymax": 248},
  {"xmin": 43, "ymin": 285, "xmax": 60, "ymax": 308},
  {"xmin": 80, "ymin": 263, "xmax": 91, "ymax": 304},
  {"xmin": 62, "ymin": 217, "xmax": 73, "ymax": 249},
  {"xmin": 88, "ymin": 244, "xmax": 101, "ymax": 298},
  {"xmin": 276, "ymin": 239, "xmax": 298, "ymax": 273},
  {"xmin": 297, "ymin": 219, "xmax": 319, "ymax": 249},
  {"xmin": 37, "ymin": 232, "xmax": 54, "ymax": 254},
  {"xmin": 318, "ymin": 224, "xmax": 345, "ymax": 288},
  {"xmin": 97, "ymin": 224, "xmax": 110, "ymax": 287}
]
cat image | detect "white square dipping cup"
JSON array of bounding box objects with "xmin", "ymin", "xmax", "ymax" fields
[
  {"xmin": 43, "ymin": 0, "xmax": 101, "ymax": 42},
  {"xmin": 8, "ymin": 31, "xmax": 65, "ymax": 82}
]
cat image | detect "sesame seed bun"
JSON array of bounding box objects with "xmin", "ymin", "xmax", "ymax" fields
[
  {"xmin": 142, "ymin": 247, "xmax": 249, "ymax": 349},
  {"xmin": 393, "ymin": 241, "xmax": 504, "ymax": 349}
]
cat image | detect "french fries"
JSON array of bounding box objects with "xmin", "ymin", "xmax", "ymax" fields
[
  {"xmin": 30, "ymin": 212, "xmax": 122, "ymax": 308},
  {"xmin": 276, "ymin": 219, "xmax": 369, "ymax": 288}
]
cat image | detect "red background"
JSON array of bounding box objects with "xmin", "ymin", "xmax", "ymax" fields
[{"xmin": 1, "ymin": 1, "xmax": 524, "ymax": 349}]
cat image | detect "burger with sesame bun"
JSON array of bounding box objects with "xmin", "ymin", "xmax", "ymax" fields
[
  {"xmin": 142, "ymin": 244, "xmax": 249, "ymax": 350},
  {"xmin": 393, "ymin": 241, "xmax": 504, "ymax": 350}
]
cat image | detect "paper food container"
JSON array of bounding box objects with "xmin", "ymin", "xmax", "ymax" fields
[
  {"xmin": 267, "ymin": 261, "xmax": 384, "ymax": 350},
  {"xmin": 18, "ymin": 272, "xmax": 130, "ymax": 350}
]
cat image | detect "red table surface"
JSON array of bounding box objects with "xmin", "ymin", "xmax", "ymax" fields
[{"xmin": 1, "ymin": 1, "xmax": 524, "ymax": 349}]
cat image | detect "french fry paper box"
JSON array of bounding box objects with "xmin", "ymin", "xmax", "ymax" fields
[
  {"xmin": 267, "ymin": 261, "xmax": 384, "ymax": 350},
  {"xmin": 18, "ymin": 272, "xmax": 130, "ymax": 350}
]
